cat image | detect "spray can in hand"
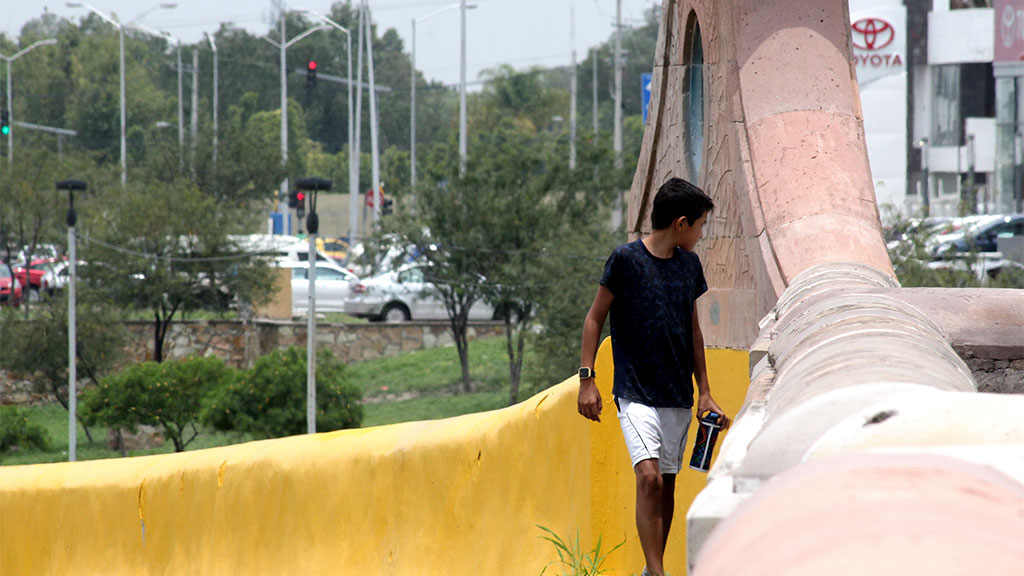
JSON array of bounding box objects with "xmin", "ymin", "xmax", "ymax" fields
[{"xmin": 689, "ymin": 412, "xmax": 723, "ymax": 473}]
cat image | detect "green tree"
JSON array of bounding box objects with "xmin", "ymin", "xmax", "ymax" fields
[
  {"xmin": 203, "ymin": 347, "xmax": 362, "ymax": 438},
  {"xmin": 0, "ymin": 294, "xmax": 126, "ymax": 443},
  {"xmin": 82, "ymin": 356, "xmax": 235, "ymax": 452},
  {"xmin": 77, "ymin": 178, "xmax": 276, "ymax": 362}
]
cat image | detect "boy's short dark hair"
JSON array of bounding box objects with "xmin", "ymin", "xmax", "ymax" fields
[{"xmin": 650, "ymin": 177, "xmax": 715, "ymax": 230}]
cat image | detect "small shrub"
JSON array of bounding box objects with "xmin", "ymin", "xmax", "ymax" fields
[
  {"xmin": 203, "ymin": 347, "xmax": 363, "ymax": 438},
  {"xmin": 0, "ymin": 405, "xmax": 52, "ymax": 453},
  {"xmin": 82, "ymin": 356, "xmax": 235, "ymax": 452}
]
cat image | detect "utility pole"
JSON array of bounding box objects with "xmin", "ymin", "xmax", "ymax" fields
[
  {"xmin": 569, "ymin": 0, "xmax": 577, "ymax": 171},
  {"xmin": 365, "ymin": 0, "xmax": 382, "ymax": 224},
  {"xmin": 612, "ymin": 0, "xmax": 623, "ymax": 229},
  {"xmin": 354, "ymin": 4, "xmax": 365, "ymax": 243},
  {"xmin": 175, "ymin": 37, "xmax": 183, "ymax": 165},
  {"xmin": 593, "ymin": 47, "xmax": 599, "ymax": 137},
  {"xmin": 190, "ymin": 49, "xmax": 199, "ymax": 174},
  {"xmin": 411, "ymin": 17, "xmax": 418, "ymax": 196},
  {"xmin": 459, "ymin": 0, "xmax": 469, "ymax": 174},
  {"xmin": 280, "ymin": 7, "xmax": 289, "ymax": 228},
  {"xmin": 208, "ymin": 33, "xmax": 218, "ymax": 170}
]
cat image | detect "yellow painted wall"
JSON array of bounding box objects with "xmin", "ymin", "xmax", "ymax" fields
[{"xmin": 0, "ymin": 340, "xmax": 748, "ymax": 575}]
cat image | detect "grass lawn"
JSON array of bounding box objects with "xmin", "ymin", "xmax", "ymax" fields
[{"xmin": 2, "ymin": 336, "xmax": 553, "ymax": 466}]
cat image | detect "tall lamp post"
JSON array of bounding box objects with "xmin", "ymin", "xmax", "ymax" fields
[
  {"xmin": 135, "ymin": 24, "xmax": 183, "ymax": 166},
  {"xmin": 66, "ymin": 2, "xmax": 177, "ymax": 187},
  {"xmin": 299, "ymin": 9, "xmax": 356, "ymax": 244},
  {"xmin": 207, "ymin": 32, "xmax": 219, "ymax": 170},
  {"xmin": 296, "ymin": 177, "xmax": 331, "ymax": 435},
  {"xmin": 458, "ymin": 0, "xmax": 473, "ymax": 174},
  {"xmin": 57, "ymin": 178, "xmax": 87, "ymax": 462},
  {"xmin": 264, "ymin": 8, "xmax": 326, "ymax": 233},
  {"xmin": 411, "ymin": 3, "xmax": 472, "ymax": 205},
  {"xmin": 1, "ymin": 38, "xmax": 58, "ymax": 166}
]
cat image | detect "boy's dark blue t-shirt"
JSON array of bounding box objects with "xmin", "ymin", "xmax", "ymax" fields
[{"xmin": 599, "ymin": 239, "xmax": 708, "ymax": 408}]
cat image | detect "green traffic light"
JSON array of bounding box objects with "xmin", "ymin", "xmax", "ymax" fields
[{"xmin": 0, "ymin": 126, "xmax": 8, "ymax": 136}]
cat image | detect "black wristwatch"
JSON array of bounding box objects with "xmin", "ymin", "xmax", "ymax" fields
[{"xmin": 578, "ymin": 367, "xmax": 596, "ymax": 379}]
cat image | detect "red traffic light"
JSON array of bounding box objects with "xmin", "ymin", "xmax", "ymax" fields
[
  {"xmin": 307, "ymin": 60, "xmax": 317, "ymax": 71},
  {"xmin": 296, "ymin": 191, "xmax": 305, "ymax": 201}
]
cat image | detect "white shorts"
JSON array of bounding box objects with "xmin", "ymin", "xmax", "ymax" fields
[{"xmin": 616, "ymin": 397, "xmax": 692, "ymax": 475}]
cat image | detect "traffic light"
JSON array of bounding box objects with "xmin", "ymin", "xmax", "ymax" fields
[
  {"xmin": 1, "ymin": 110, "xmax": 9, "ymax": 136},
  {"xmin": 296, "ymin": 191, "xmax": 306, "ymax": 220},
  {"xmin": 288, "ymin": 190, "xmax": 299, "ymax": 208},
  {"xmin": 306, "ymin": 60, "xmax": 317, "ymax": 88}
]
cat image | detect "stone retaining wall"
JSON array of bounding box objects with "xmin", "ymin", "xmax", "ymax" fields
[{"xmin": 1, "ymin": 320, "xmax": 504, "ymax": 406}]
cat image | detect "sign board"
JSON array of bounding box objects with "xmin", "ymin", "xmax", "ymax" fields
[
  {"xmin": 994, "ymin": 0, "xmax": 1024, "ymax": 63},
  {"xmin": 641, "ymin": 73, "xmax": 652, "ymax": 123},
  {"xmin": 850, "ymin": 6, "xmax": 906, "ymax": 85}
]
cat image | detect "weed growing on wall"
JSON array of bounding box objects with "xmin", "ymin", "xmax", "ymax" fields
[{"xmin": 536, "ymin": 525, "xmax": 624, "ymax": 576}]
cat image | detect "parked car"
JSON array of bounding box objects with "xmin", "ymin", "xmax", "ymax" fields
[
  {"xmin": 316, "ymin": 236, "xmax": 350, "ymax": 263},
  {"xmin": 13, "ymin": 258, "xmax": 60, "ymax": 297},
  {"xmin": 344, "ymin": 264, "xmax": 494, "ymax": 322},
  {"xmin": 0, "ymin": 265, "xmax": 24, "ymax": 307},
  {"xmin": 280, "ymin": 260, "xmax": 359, "ymax": 315},
  {"xmin": 232, "ymin": 234, "xmax": 337, "ymax": 265},
  {"xmin": 930, "ymin": 214, "xmax": 1024, "ymax": 258},
  {"xmin": 41, "ymin": 258, "xmax": 71, "ymax": 293}
]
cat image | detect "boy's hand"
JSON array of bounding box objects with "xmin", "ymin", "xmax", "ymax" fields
[
  {"xmin": 697, "ymin": 394, "xmax": 730, "ymax": 430},
  {"xmin": 577, "ymin": 379, "xmax": 603, "ymax": 422}
]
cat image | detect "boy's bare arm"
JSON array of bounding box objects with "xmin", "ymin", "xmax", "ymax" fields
[
  {"xmin": 578, "ymin": 285, "xmax": 614, "ymax": 422},
  {"xmin": 692, "ymin": 302, "xmax": 730, "ymax": 428}
]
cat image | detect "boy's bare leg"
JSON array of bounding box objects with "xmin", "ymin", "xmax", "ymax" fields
[
  {"xmin": 634, "ymin": 459, "xmax": 666, "ymax": 576},
  {"xmin": 661, "ymin": 474, "xmax": 677, "ymax": 548}
]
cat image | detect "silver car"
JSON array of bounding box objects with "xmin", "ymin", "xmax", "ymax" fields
[
  {"xmin": 344, "ymin": 264, "xmax": 494, "ymax": 322},
  {"xmin": 281, "ymin": 260, "xmax": 359, "ymax": 315}
]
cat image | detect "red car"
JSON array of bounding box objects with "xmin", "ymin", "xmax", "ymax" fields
[
  {"xmin": 13, "ymin": 258, "xmax": 57, "ymax": 293},
  {"xmin": 0, "ymin": 265, "xmax": 24, "ymax": 306}
]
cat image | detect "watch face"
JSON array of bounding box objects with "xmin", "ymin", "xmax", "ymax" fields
[{"xmin": 579, "ymin": 368, "xmax": 594, "ymax": 379}]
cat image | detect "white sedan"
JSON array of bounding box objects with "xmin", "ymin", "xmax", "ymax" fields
[
  {"xmin": 280, "ymin": 260, "xmax": 359, "ymax": 314},
  {"xmin": 344, "ymin": 264, "xmax": 494, "ymax": 322}
]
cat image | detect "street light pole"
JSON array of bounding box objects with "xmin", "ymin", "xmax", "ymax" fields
[
  {"xmin": 207, "ymin": 32, "xmax": 218, "ymax": 170},
  {"xmin": 66, "ymin": 2, "xmax": 177, "ymax": 186},
  {"xmin": 298, "ymin": 10, "xmax": 356, "ymax": 247},
  {"xmin": 459, "ymin": 0, "xmax": 469, "ymax": 174},
  {"xmin": 569, "ymin": 0, "xmax": 577, "ymax": 171},
  {"xmin": 296, "ymin": 177, "xmax": 331, "ymax": 435},
  {"xmin": 0, "ymin": 39, "xmax": 58, "ymax": 166},
  {"xmin": 175, "ymin": 36, "xmax": 183, "ymax": 165},
  {"xmin": 57, "ymin": 179, "xmax": 87, "ymax": 462},
  {"xmin": 364, "ymin": 0, "xmax": 381, "ymax": 223},
  {"xmin": 263, "ymin": 5, "xmax": 326, "ymax": 234},
  {"xmin": 134, "ymin": 25, "xmax": 182, "ymax": 165},
  {"xmin": 411, "ymin": 3, "xmax": 465, "ymax": 208},
  {"xmin": 612, "ymin": 0, "xmax": 623, "ymax": 228},
  {"xmin": 411, "ymin": 18, "xmax": 417, "ymax": 196}
]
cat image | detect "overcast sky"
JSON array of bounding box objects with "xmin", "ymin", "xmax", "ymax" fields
[{"xmin": 2, "ymin": 0, "xmax": 658, "ymax": 87}]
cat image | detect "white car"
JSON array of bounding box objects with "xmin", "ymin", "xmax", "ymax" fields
[
  {"xmin": 344, "ymin": 264, "xmax": 494, "ymax": 322},
  {"xmin": 280, "ymin": 260, "xmax": 359, "ymax": 315},
  {"xmin": 232, "ymin": 234, "xmax": 337, "ymax": 265}
]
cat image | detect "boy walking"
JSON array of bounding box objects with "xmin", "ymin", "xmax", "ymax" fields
[{"xmin": 577, "ymin": 178, "xmax": 729, "ymax": 576}]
